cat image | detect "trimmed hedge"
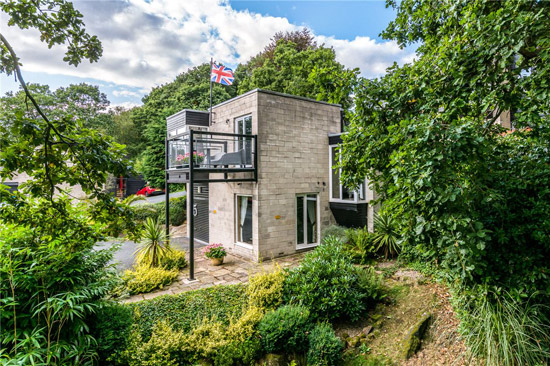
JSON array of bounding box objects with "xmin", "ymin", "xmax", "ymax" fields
[
  {"xmin": 130, "ymin": 284, "xmax": 248, "ymax": 340},
  {"xmin": 132, "ymin": 195, "xmax": 186, "ymax": 226}
]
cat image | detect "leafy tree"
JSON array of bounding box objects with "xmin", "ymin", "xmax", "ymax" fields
[
  {"xmin": 235, "ymin": 32, "xmax": 359, "ymax": 111},
  {"xmin": 1, "ymin": 82, "xmax": 111, "ymax": 131},
  {"xmin": 108, "ymin": 106, "xmax": 144, "ymax": 160},
  {"xmin": 136, "ymin": 63, "xmax": 235, "ymax": 187},
  {"xmin": 340, "ymin": 0, "xmax": 550, "ymax": 299},
  {"xmin": 0, "ymin": 1, "xmax": 137, "ymax": 363}
]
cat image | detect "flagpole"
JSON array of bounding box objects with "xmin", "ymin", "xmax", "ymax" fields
[{"xmin": 209, "ymin": 57, "xmax": 213, "ymax": 126}]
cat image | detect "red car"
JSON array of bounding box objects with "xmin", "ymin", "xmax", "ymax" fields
[{"xmin": 136, "ymin": 186, "xmax": 164, "ymax": 197}]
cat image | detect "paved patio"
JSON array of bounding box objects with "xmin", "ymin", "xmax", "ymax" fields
[{"xmin": 123, "ymin": 237, "xmax": 306, "ymax": 303}]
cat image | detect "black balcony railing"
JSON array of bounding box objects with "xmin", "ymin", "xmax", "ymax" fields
[{"xmin": 167, "ymin": 130, "xmax": 257, "ymax": 178}]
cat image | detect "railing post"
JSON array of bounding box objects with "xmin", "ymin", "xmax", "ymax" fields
[
  {"xmin": 188, "ymin": 129, "xmax": 195, "ymax": 280},
  {"xmin": 165, "ymin": 138, "xmax": 170, "ymax": 242}
]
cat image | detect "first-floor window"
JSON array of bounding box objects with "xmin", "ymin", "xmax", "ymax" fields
[
  {"xmin": 236, "ymin": 195, "xmax": 253, "ymax": 244},
  {"xmin": 297, "ymin": 194, "xmax": 319, "ymax": 246},
  {"xmin": 330, "ymin": 145, "xmax": 366, "ymax": 202}
]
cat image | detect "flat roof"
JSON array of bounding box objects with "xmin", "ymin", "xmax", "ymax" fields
[
  {"xmin": 213, "ymin": 88, "xmax": 342, "ymax": 109},
  {"xmin": 167, "ymin": 89, "xmax": 342, "ymax": 120}
]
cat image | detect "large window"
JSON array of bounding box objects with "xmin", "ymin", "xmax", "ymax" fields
[
  {"xmin": 330, "ymin": 145, "xmax": 366, "ymax": 202},
  {"xmin": 235, "ymin": 115, "xmax": 252, "ymax": 164},
  {"xmin": 297, "ymin": 194, "xmax": 319, "ymax": 247},
  {"xmin": 236, "ymin": 195, "xmax": 253, "ymax": 246}
]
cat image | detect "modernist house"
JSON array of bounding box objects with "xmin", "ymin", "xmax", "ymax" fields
[{"xmin": 165, "ymin": 89, "xmax": 376, "ymax": 262}]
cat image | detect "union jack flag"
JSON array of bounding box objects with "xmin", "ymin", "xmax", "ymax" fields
[{"xmin": 210, "ymin": 63, "xmax": 234, "ymax": 85}]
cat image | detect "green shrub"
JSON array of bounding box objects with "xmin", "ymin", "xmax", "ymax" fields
[
  {"xmin": 321, "ymin": 224, "xmax": 348, "ymax": 242},
  {"xmin": 258, "ymin": 305, "xmax": 311, "ymax": 354},
  {"xmin": 213, "ymin": 337, "xmax": 262, "ymax": 366},
  {"xmin": 160, "ymin": 249, "xmax": 188, "ymax": 270},
  {"xmin": 167, "ymin": 196, "xmax": 186, "ymax": 226},
  {"xmin": 132, "ymin": 204, "xmax": 159, "ymax": 223},
  {"xmin": 91, "ymin": 302, "xmax": 134, "ymax": 364},
  {"xmin": 307, "ymin": 323, "xmax": 344, "ymax": 366},
  {"xmin": 345, "ymin": 227, "xmax": 377, "ymax": 264},
  {"xmin": 183, "ymin": 318, "xmax": 228, "ymax": 361},
  {"xmin": 284, "ymin": 236, "xmax": 368, "ymax": 322},
  {"xmin": 246, "ymin": 267, "xmax": 286, "ymax": 309},
  {"xmin": 0, "ymin": 213, "xmax": 118, "ymax": 364},
  {"xmin": 227, "ymin": 306, "xmax": 265, "ymax": 342},
  {"xmin": 355, "ymin": 266, "xmax": 385, "ymax": 302},
  {"xmin": 456, "ymin": 289, "xmax": 550, "ymax": 366},
  {"xmin": 215, "ymin": 304, "xmax": 265, "ymax": 365},
  {"xmin": 131, "ymin": 196, "xmax": 187, "ymax": 227},
  {"xmin": 122, "ymin": 265, "xmax": 179, "ymax": 295},
  {"xmin": 130, "ymin": 284, "xmax": 248, "ymax": 340},
  {"xmin": 119, "ymin": 321, "xmax": 188, "ymax": 366}
]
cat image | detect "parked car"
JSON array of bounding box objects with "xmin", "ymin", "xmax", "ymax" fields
[{"xmin": 136, "ymin": 186, "xmax": 164, "ymax": 197}]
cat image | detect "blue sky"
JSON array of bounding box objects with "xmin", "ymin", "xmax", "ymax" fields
[
  {"xmin": 229, "ymin": 1, "xmax": 396, "ymax": 41},
  {"xmin": 1, "ymin": 0, "xmax": 413, "ymax": 108}
]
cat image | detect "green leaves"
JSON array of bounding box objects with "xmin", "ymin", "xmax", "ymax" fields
[
  {"xmin": 342, "ymin": 0, "xmax": 550, "ymax": 297},
  {"xmin": 0, "ymin": 0, "xmax": 103, "ymax": 75}
]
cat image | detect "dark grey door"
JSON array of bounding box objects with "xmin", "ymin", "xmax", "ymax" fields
[{"xmin": 193, "ymin": 184, "xmax": 209, "ymax": 243}]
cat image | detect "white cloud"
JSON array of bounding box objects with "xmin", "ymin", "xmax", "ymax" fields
[
  {"xmin": 319, "ymin": 35, "xmax": 414, "ymax": 78},
  {"xmin": 109, "ymin": 101, "xmax": 141, "ymax": 110},
  {"xmin": 112, "ymin": 89, "xmax": 141, "ymax": 98},
  {"xmin": 1, "ymin": 0, "xmax": 415, "ymax": 95}
]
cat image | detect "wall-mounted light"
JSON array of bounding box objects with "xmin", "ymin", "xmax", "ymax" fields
[{"xmin": 226, "ymin": 119, "xmax": 230, "ymax": 124}]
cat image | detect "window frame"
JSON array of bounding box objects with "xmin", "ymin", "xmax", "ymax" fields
[
  {"xmin": 235, "ymin": 194, "xmax": 253, "ymax": 249},
  {"xmin": 234, "ymin": 114, "xmax": 253, "ymax": 167},
  {"xmin": 329, "ymin": 144, "xmax": 367, "ymax": 203},
  {"xmin": 296, "ymin": 193, "xmax": 320, "ymax": 249}
]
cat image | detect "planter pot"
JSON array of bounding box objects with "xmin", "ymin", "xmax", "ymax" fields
[{"xmin": 210, "ymin": 257, "xmax": 224, "ymax": 266}]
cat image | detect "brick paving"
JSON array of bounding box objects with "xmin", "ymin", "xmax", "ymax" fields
[{"xmin": 123, "ymin": 238, "xmax": 305, "ymax": 303}]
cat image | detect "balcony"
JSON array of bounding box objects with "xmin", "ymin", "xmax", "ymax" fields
[{"xmin": 166, "ymin": 130, "xmax": 257, "ymax": 183}]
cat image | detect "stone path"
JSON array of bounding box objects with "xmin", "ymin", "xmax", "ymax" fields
[{"xmin": 124, "ymin": 242, "xmax": 305, "ymax": 303}]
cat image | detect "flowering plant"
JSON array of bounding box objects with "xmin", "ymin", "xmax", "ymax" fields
[
  {"xmin": 175, "ymin": 152, "xmax": 205, "ymax": 164},
  {"xmin": 202, "ymin": 243, "xmax": 226, "ymax": 259}
]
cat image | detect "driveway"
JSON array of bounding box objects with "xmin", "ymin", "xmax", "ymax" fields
[{"xmin": 131, "ymin": 190, "xmax": 186, "ymax": 205}]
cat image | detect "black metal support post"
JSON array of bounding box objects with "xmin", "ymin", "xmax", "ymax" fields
[
  {"xmin": 165, "ymin": 138, "xmax": 170, "ymax": 241},
  {"xmin": 188, "ymin": 130, "xmax": 195, "ymax": 280}
]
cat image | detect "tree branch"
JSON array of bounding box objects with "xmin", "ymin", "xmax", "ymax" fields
[{"xmin": 0, "ymin": 32, "xmax": 106, "ymax": 199}]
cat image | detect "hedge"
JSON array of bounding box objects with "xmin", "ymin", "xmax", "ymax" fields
[{"xmin": 132, "ymin": 195, "xmax": 186, "ymax": 226}]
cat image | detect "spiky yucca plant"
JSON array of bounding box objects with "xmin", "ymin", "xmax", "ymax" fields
[
  {"xmin": 135, "ymin": 218, "xmax": 170, "ymax": 267},
  {"xmin": 372, "ymin": 212, "xmax": 401, "ymax": 259}
]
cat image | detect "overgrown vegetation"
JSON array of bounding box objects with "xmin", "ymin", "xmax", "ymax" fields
[
  {"xmin": 456, "ymin": 290, "xmax": 550, "ymax": 365},
  {"xmin": 0, "ymin": 2, "xmax": 137, "ymax": 363},
  {"xmin": 338, "ymin": 1, "xmax": 550, "ymax": 364}
]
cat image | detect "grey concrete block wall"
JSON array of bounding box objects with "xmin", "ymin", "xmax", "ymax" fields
[
  {"xmin": 256, "ymin": 92, "xmax": 340, "ymax": 260},
  {"xmin": 205, "ymin": 90, "xmax": 340, "ymax": 262}
]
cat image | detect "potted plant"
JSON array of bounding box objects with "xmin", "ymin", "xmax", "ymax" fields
[
  {"xmin": 176, "ymin": 152, "xmax": 205, "ymax": 167},
  {"xmin": 202, "ymin": 243, "xmax": 227, "ymax": 266}
]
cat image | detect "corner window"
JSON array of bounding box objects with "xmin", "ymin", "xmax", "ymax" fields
[
  {"xmin": 236, "ymin": 195, "xmax": 253, "ymax": 245},
  {"xmin": 330, "ymin": 145, "xmax": 366, "ymax": 202},
  {"xmin": 297, "ymin": 194, "xmax": 319, "ymax": 247}
]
